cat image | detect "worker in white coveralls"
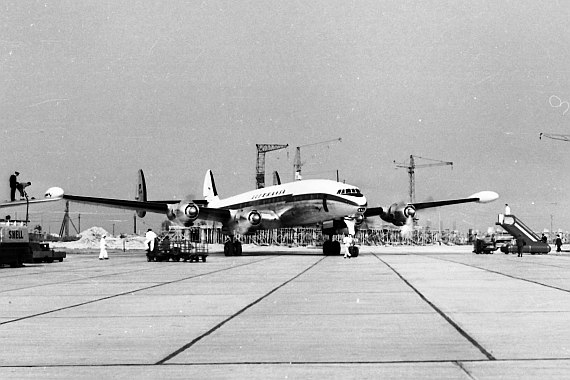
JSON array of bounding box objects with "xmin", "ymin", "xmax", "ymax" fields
[
  {"xmin": 145, "ymin": 228, "xmax": 158, "ymax": 253},
  {"xmin": 343, "ymin": 234, "xmax": 354, "ymax": 259},
  {"xmin": 99, "ymin": 235, "xmax": 108, "ymax": 260}
]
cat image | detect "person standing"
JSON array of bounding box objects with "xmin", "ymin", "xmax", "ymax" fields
[
  {"xmin": 99, "ymin": 235, "xmax": 109, "ymax": 260},
  {"xmin": 504, "ymin": 203, "xmax": 511, "ymax": 215},
  {"xmin": 343, "ymin": 234, "xmax": 354, "ymax": 259},
  {"xmin": 9, "ymin": 171, "xmax": 19, "ymax": 201},
  {"xmin": 145, "ymin": 228, "xmax": 158, "ymax": 253},
  {"xmin": 516, "ymin": 236, "xmax": 524, "ymax": 257},
  {"xmin": 555, "ymin": 235, "xmax": 563, "ymax": 252}
]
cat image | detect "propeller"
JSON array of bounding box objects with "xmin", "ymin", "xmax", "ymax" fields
[{"xmin": 400, "ymin": 213, "xmax": 414, "ymax": 238}]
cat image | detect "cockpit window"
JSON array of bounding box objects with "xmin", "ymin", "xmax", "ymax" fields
[{"xmin": 337, "ymin": 188, "xmax": 363, "ymax": 197}]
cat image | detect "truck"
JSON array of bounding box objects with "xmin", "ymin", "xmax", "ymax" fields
[
  {"xmin": 0, "ymin": 221, "xmax": 66, "ymax": 267},
  {"xmin": 27, "ymin": 242, "xmax": 66, "ymax": 263},
  {"xmin": 0, "ymin": 221, "xmax": 33, "ymax": 267}
]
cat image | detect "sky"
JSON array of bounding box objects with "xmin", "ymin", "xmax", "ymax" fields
[{"xmin": 2, "ymin": 1, "xmax": 570, "ymax": 236}]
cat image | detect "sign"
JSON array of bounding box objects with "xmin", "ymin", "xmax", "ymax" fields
[{"xmin": 0, "ymin": 227, "xmax": 29, "ymax": 243}]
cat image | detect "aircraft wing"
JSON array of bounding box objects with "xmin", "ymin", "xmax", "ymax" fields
[
  {"xmin": 365, "ymin": 191, "xmax": 499, "ymax": 217},
  {"xmin": 0, "ymin": 187, "xmax": 65, "ymax": 209},
  {"xmin": 412, "ymin": 191, "xmax": 499, "ymax": 210},
  {"xmin": 0, "ymin": 197, "xmax": 62, "ymax": 209},
  {"xmin": 62, "ymin": 194, "xmax": 232, "ymax": 224},
  {"xmin": 63, "ymin": 194, "xmax": 170, "ymax": 213},
  {"xmin": 364, "ymin": 191, "xmax": 499, "ymax": 226}
]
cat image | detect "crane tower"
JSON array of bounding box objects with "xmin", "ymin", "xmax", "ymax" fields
[
  {"xmin": 256, "ymin": 144, "xmax": 288, "ymax": 189},
  {"xmin": 539, "ymin": 133, "xmax": 570, "ymax": 142},
  {"xmin": 294, "ymin": 138, "xmax": 342, "ymax": 180},
  {"xmin": 395, "ymin": 155, "xmax": 453, "ymax": 203}
]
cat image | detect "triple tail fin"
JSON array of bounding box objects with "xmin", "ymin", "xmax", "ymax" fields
[
  {"xmin": 203, "ymin": 170, "xmax": 220, "ymax": 204},
  {"xmin": 135, "ymin": 169, "xmax": 147, "ymax": 218}
]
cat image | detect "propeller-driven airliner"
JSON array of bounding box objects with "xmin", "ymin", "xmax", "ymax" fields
[{"xmin": 1, "ymin": 170, "xmax": 499, "ymax": 255}]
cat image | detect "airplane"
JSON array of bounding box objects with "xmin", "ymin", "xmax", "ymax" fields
[{"xmin": 16, "ymin": 169, "xmax": 498, "ymax": 256}]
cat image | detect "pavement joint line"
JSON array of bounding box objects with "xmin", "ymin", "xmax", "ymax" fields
[
  {"xmin": 155, "ymin": 256, "xmax": 327, "ymax": 365},
  {"xmin": 0, "ymin": 252, "xmax": 164, "ymax": 277},
  {"xmin": 0, "ymin": 256, "xmax": 276, "ymax": 327},
  {"xmin": 6, "ymin": 357, "xmax": 570, "ymax": 369},
  {"xmin": 424, "ymin": 255, "xmax": 570, "ymax": 294},
  {"xmin": 453, "ymin": 360, "xmax": 477, "ymax": 380},
  {"xmin": 0, "ymin": 265, "xmax": 177, "ymax": 294},
  {"xmin": 372, "ymin": 253, "xmax": 496, "ymax": 361}
]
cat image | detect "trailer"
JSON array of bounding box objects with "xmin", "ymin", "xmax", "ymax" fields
[{"xmin": 146, "ymin": 233, "xmax": 208, "ymax": 263}]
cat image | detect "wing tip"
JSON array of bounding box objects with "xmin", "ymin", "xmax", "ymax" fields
[
  {"xmin": 470, "ymin": 191, "xmax": 499, "ymax": 203},
  {"xmin": 44, "ymin": 187, "xmax": 65, "ymax": 199}
]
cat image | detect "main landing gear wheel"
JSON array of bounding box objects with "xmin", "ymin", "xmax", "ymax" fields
[
  {"xmin": 224, "ymin": 241, "xmax": 233, "ymax": 256},
  {"xmin": 224, "ymin": 240, "xmax": 242, "ymax": 256},
  {"xmin": 323, "ymin": 240, "xmax": 341, "ymax": 255},
  {"xmin": 348, "ymin": 246, "xmax": 359, "ymax": 257}
]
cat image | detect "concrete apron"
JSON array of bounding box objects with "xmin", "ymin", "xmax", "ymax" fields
[{"xmin": 1, "ymin": 250, "xmax": 570, "ymax": 379}]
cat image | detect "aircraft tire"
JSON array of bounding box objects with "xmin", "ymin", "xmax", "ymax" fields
[
  {"xmin": 234, "ymin": 241, "xmax": 242, "ymax": 256},
  {"xmin": 332, "ymin": 241, "xmax": 341, "ymax": 255},
  {"xmin": 224, "ymin": 241, "xmax": 234, "ymax": 256},
  {"xmin": 349, "ymin": 246, "xmax": 359, "ymax": 257},
  {"xmin": 322, "ymin": 240, "xmax": 332, "ymax": 255}
]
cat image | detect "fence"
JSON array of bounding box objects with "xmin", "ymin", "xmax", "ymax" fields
[{"xmin": 165, "ymin": 226, "xmax": 469, "ymax": 246}]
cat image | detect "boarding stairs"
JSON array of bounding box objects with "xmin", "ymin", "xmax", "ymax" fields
[{"xmin": 496, "ymin": 214, "xmax": 550, "ymax": 254}]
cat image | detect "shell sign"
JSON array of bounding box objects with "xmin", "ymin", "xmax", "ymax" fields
[{"xmin": 0, "ymin": 227, "xmax": 29, "ymax": 243}]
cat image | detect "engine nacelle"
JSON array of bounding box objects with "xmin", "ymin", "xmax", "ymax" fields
[
  {"xmin": 184, "ymin": 203, "xmax": 200, "ymax": 220},
  {"xmin": 167, "ymin": 202, "xmax": 200, "ymax": 226},
  {"xmin": 233, "ymin": 210, "xmax": 264, "ymax": 234},
  {"xmin": 248, "ymin": 210, "xmax": 262, "ymax": 226},
  {"xmin": 381, "ymin": 202, "xmax": 416, "ymax": 226}
]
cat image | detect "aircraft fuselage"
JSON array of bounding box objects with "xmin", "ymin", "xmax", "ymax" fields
[{"xmin": 208, "ymin": 179, "xmax": 367, "ymax": 233}]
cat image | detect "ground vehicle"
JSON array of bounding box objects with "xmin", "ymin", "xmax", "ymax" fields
[
  {"xmin": 146, "ymin": 234, "xmax": 208, "ymax": 262},
  {"xmin": 27, "ymin": 242, "xmax": 66, "ymax": 263},
  {"xmin": 0, "ymin": 221, "xmax": 33, "ymax": 267},
  {"xmin": 473, "ymin": 235, "xmax": 498, "ymax": 254}
]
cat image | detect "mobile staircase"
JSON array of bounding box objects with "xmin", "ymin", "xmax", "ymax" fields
[{"xmin": 496, "ymin": 214, "xmax": 551, "ymax": 254}]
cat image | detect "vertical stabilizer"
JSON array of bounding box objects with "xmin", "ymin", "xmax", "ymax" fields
[
  {"xmin": 135, "ymin": 169, "xmax": 147, "ymax": 218},
  {"xmin": 273, "ymin": 171, "xmax": 281, "ymax": 186},
  {"xmin": 203, "ymin": 170, "xmax": 220, "ymax": 203}
]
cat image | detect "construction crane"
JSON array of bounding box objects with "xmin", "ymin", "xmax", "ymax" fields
[
  {"xmin": 539, "ymin": 133, "xmax": 570, "ymax": 142},
  {"xmin": 293, "ymin": 138, "xmax": 342, "ymax": 180},
  {"xmin": 394, "ymin": 155, "xmax": 453, "ymax": 204},
  {"xmin": 256, "ymin": 144, "xmax": 288, "ymax": 189}
]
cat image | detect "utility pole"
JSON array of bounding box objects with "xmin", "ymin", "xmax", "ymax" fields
[
  {"xmin": 294, "ymin": 138, "xmax": 341, "ymax": 180},
  {"xmin": 394, "ymin": 155, "xmax": 453, "ymax": 203},
  {"xmin": 256, "ymin": 144, "xmax": 288, "ymax": 189}
]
